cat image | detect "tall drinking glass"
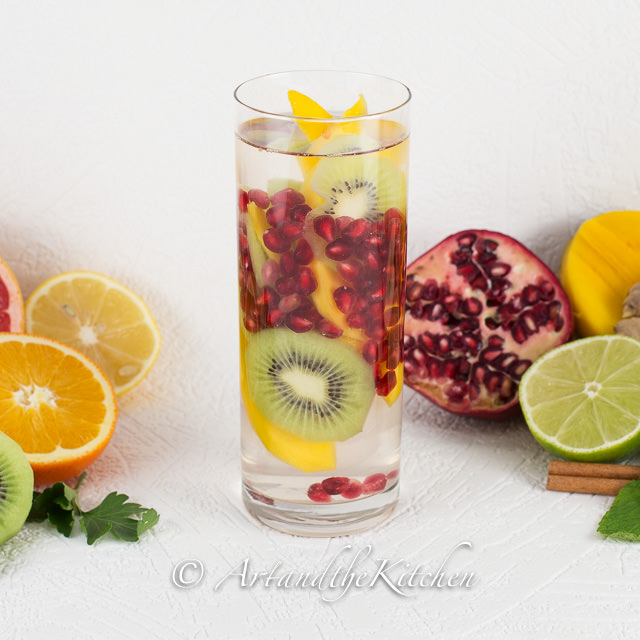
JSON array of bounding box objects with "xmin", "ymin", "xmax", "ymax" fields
[{"xmin": 235, "ymin": 71, "xmax": 410, "ymax": 536}]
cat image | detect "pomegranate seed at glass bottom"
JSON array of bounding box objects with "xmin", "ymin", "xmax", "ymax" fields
[
  {"xmin": 386, "ymin": 469, "xmax": 399, "ymax": 480},
  {"xmin": 263, "ymin": 228, "xmax": 290, "ymax": 253},
  {"xmin": 275, "ymin": 277, "xmax": 296, "ymax": 296},
  {"xmin": 321, "ymin": 477, "xmax": 350, "ymax": 495},
  {"xmin": 335, "ymin": 215, "xmax": 354, "ymax": 235},
  {"xmin": 266, "ymin": 309, "xmax": 285, "ymax": 327},
  {"xmin": 340, "ymin": 480, "xmax": 363, "ymax": 500},
  {"xmin": 313, "ymin": 214, "xmax": 337, "ymax": 243},
  {"xmin": 248, "ymin": 188, "xmax": 270, "ymax": 209},
  {"xmin": 362, "ymin": 473, "xmax": 387, "ymax": 494},
  {"xmin": 257, "ymin": 287, "xmax": 279, "ymax": 308},
  {"xmin": 278, "ymin": 293, "xmax": 302, "ymax": 314},
  {"xmin": 343, "ymin": 218, "xmax": 369, "ymax": 240},
  {"xmin": 307, "ymin": 483, "xmax": 331, "ymax": 503}
]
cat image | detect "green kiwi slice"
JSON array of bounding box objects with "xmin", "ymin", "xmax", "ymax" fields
[
  {"xmin": 0, "ymin": 431, "xmax": 34, "ymax": 545},
  {"xmin": 245, "ymin": 329, "xmax": 374, "ymax": 442},
  {"xmin": 310, "ymin": 150, "xmax": 406, "ymax": 221}
]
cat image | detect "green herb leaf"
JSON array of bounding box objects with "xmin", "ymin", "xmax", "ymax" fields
[
  {"xmin": 598, "ymin": 479, "xmax": 640, "ymax": 541},
  {"xmin": 28, "ymin": 482, "xmax": 79, "ymax": 537},
  {"xmin": 28, "ymin": 475, "xmax": 159, "ymax": 544},
  {"xmin": 79, "ymin": 492, "xmax": 158, "ymax": 545}
]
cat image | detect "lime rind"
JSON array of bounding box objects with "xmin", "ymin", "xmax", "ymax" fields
[{"xmin": 520, "ymin": 335, "xmax": 640, "ymax": 461}]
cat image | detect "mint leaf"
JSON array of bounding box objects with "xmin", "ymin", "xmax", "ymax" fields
[
  {"xmin": 79, "ymin": 492, "xmax": 159, "ymax": 545},
  {"xmin": 598, "ymin": 479, "xmax": 640, "ymax": 541},
  {"xmin": 28, "ymin": 474, "xmax": 159, "ymax": 544}
]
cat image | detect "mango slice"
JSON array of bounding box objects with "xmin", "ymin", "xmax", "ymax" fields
[
  {"xmin": 560, "ymin": 211, "xmax": 640, "ymax": 336},
  {"xmin": 288, "ymin": 90, "xmax": 332, "ymax": 141},
  {"xmin": 383, "ymin": 364, "xmax": 403, "ymax": 407},
  {"xmin": 239, "ymin": 328, "xmax": 336, "ymax": 473}
]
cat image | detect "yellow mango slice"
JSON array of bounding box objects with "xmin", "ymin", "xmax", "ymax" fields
[
  {"xmin": 560, "ymin": 210, "xmax": 640, "ymax": 336},
  {"xmin": 383, "ymin": 364, "xmax": 403, "ymax": 407},
  {"xmin": 342, "ymin": 94, "xmax": 368, "ymax": 134},
  {"xmin": 288, "ymin": 90, "xmax": 332, "ymax": 141},
  {"xmin": 239, "ymin": 328, "xmax": 336, "ymax": 473}
]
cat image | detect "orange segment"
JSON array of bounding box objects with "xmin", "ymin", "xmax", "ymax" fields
[
  {"xmin": 0, "ymin": 334, "xmax": 117, "ymax": 484},
  {"xmin": 25, "ymin": 271, "xmax": 161, "ymax": 395}
]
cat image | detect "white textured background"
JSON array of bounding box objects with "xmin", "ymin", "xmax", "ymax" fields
[{"xmin": 2, "ymin": 1, "xmax": 640, "ymax": 638}]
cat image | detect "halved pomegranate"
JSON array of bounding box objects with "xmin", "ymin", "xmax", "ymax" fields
[{"xmin": 404, "ymin": 230, "xmax": 573, "ymax": 418}]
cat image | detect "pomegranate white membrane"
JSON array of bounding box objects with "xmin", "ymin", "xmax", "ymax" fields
[{"xmin": 235, "ymin": 72, "xmax": 410, "ymax": 536}]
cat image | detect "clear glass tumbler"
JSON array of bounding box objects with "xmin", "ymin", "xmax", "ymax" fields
[{"xmin": 235, "ymin": 71, "xmax": 410, "ymax": 536}]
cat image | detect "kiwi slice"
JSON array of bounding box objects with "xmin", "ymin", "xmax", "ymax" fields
[
  {"xmin": 245, "ymin": 329, "xmax": 374, "ymax": 442},
  {"xmin": 0, "ymin": 431, "xmax": 34, "ymax": 545},
  {"xmin": 310, "ymin": 152, "xmax": 406, "ymax": 221}
]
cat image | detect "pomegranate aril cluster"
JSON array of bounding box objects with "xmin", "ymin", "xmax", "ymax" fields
[
  {"xmin": 404, "ymin": 231, "xmax": 572, "ymax": 409},
  {"xmin": 237, "ymin": 187, "xmax": 342, "ymax": 337},
  {"xmin": 312, "ymin": 209, "xmax": 407, "ymax": 397},
  {"xmin": 307, "ymin": 470, "xmax": 398, "ymax": 503}
]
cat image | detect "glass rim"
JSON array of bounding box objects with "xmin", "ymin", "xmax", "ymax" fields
[{"xmin": 234, "ymin": 70, "xmax": 411, "ymax": 123}]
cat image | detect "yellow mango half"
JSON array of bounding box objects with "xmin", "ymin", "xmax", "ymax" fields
[
  {"xmin": 239, "ymin": 328, "xmax": 336, "ymax": 473},
  {"xmin": 560, "ymin": 210, "xmax": 640, "ymax": 336}
]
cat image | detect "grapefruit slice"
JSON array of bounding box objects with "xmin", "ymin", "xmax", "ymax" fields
[{"xmin": 0, "ymin": 257, "xmax": 24, "ymax": 332}]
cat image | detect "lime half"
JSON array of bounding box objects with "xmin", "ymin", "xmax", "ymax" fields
[{"xmin": 519, "ymin": 335, "xmax": 640, "ymax": 462}]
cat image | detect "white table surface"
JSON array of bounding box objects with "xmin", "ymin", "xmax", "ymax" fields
[{"xmin": 2, "ymin": 1, "xmax": 640, "ymax": 638}]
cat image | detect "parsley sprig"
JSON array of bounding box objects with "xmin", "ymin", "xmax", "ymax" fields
[{"xmin": 27, "ymin": 473, "xmax": 159, "ymax": 545}]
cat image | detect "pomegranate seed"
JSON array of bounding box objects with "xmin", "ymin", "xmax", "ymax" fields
[
  {"xmin": 511, "ymin": 322, "xmax": 527, "ymax": 344},
  {"xmin": 293, "ymin": 238, "xmax": 314, "ymax": 265},
  {"xmin": 325, "ymin": 238, "xmax": 353, "ymax": 261},
  {"xmin": 265, "ymin": 204, "xmax": 288, "ymax": 227},
  {"xmin": 263, "ymin": 228, "xmax": 290, "ymax": 253},
  {"xmin": 487, "ymin": 262, "xmax": 511, "ymax": 278},
  {"xmin": 362, "ymin": 250, "xmax": 381, "ymax": 273},
  {"xmin": 376, "ymin": 370, "xmax": 397, "ymax": 396},
  {"xmin": 340, "ymin": 479, "xmax": 363, "ymax": 500},
  {"xmin": 386, "ymin": 469, "xmax": 399, "ymax": 480},
  {"xmin": 248, "ymin": 188, "xmax": 270, "ymax": 209},
  {"xmin": 457, "ymin": 232, "xmax": 477, "ymax": 247},
  {"xmin": 286, "ymin": 313, "xmax": 314, "ymax": 333},
  {"xmin": 307, "ymin": 483, "xmax": 331, "ymax": 503},
  {"xmin": 522, "ymin": 284, "xmax": 540, "ymax": 306},
  {"xmin": 278, "ymin": 293, "xmax": 302, "ymax": 313},
  {"xmin": 317, "ymin": 318, "xmax": 343, "ymax": 338},
  {"xmin": 406, "ymin": 281, "xmax": 422, "ymax": 301},
  {"xmin": 335, "ymin": 216, "xmax": 354, "ymax": 234},
  {"xmin": 290, "ymin": 203, "xmax": 312, "ymax": 223},
  {"xmin": 368, "ymin": 282, "xmax": 386, "ymax": 304},
  {"xmin": 362, "ymin": 340, "xmax": 379, "ymax": 364},
  {"xmin": 362, "ymin": 473, "xmax": 387, "ymax": 494},
  {"xmin": 243, "ymin": 316, "xmax": 259, "ymax": 332},
  {"xmin": 238, "ymin": 189, "xmax": 249, "ymax": 213},
  {"xmin": 261, "ymin": 259, "xmax": 279, "ymax": 286},
  {"xmin": 275, "ymin": 277, "xmax": 296, "ymax": 295},
  {"xmin": 387, "ymin": 341, "xmax": 401, "ymax": 370},
  {"xmin": 333, "ymin": 286, "xmax": 357, "ymax": 314},
  {"xmin": 296, "ymin": 267, "xmax": 317, "ymax": 295},
  {"xmin": 321, "ymin": 477, "xmax": 350, "ymax": 495},
  {"xmin": 384, "ymin": 207, "xmax": 404, "ymax": 223},
  {"xmin": 313, "ymin": 215, "xmax": 337, "ymax": 243},
  {"xmin": 343, "ymin": 218, "xmax": 369, "ymax": 240},
  {"xmin": 462, "ymin": 297, "xmax": 483, "ymax": 316},
  {"xmin": 267, "ymin": 309, "xmax": 285, "ymax": 327},
  {"xmin": 365, "ymin": 323, "xmax": 385, "ymax": 341},
  {"xmin": 270, "ymin": 187, "xmax": 305, "ymax": 209},
  {"xmin": 280, "ymin": 220, "xmax": 304, "ymax": 240},
  {"xmin": 257, "ymin": 287, "xmax": 279, "ymax": 308},
  {"xmin": 346, "ymin": 313, "xmax": 367, "ymax": 329},
  {"xmin": 337, "ymin": 259, "xmax": 361, "ymax": 282},
  {"xmin": 280, "ymin": 251, "xmax": 296, "ymax": 276},
  {"xmin": 539, "ymin": 280, "xmax": 556, "ymax": 300}
]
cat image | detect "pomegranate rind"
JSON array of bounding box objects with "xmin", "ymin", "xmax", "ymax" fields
[
  {"xmin": 0, "ymin": 256, "xmax": 24, "ymax": 332},
  {"xmin": 404, "ymin": 230, "xmax": 573, "ymax": 419}
]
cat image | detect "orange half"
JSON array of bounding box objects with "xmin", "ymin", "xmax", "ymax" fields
[{"xmin": 0, "ymin": 334, "xmax": 117, "ymax": 484}]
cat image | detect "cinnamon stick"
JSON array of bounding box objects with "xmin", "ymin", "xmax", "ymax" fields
[{"xmin": 546, "ymin": 461, "xmax": 640, "ymax": 496}]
